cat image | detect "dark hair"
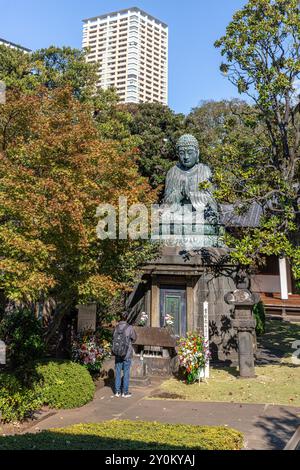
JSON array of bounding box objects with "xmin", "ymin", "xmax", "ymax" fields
[{"xmin": 121, "ymin": 311, "xmax": 128, "ymax": 321}]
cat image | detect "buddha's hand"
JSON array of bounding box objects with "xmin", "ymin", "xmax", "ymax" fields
[
  {"xmin": 180, "ymin": 180, "xmax": 186, "ymax": 198},
  {"xmin": 189, "ymin": 191, "xmax": 210, "ymax": 206}
]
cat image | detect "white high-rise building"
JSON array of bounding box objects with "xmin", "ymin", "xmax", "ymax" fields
[
  {"xmin": 82, "ymin": 7, "xmax": 168, "ymax": 105},
  {"xmin": 0, "ymin": 37, "xmax": 31, "ymax": 53}
]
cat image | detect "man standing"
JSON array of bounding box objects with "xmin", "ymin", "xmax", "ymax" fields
[{"xmin": 112, "ymin": 311, "xmax": 137, "ymax": 398}]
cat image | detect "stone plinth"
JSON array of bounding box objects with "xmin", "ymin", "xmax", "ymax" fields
[
  {"xmin": 127, "ymin": 247, "xmax": 240, "ymax": 369},
  {"xmin": 130, "ymin": 356, "xmax": 151, "ymax": 387},
  {"xmin": 225, "ymin": 289, "xmax": 260, "ymax": 378}
]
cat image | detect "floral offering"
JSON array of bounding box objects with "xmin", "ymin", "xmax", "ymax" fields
[
  {"xmin": 138, "ymin": 312, "xmax": 149, "ymax": 327},
  {"xmin": 177, "ymin": 332, "xmax": 210, "ymax": 384},
  {"xmin": 72, "ymin": 330, "xmax": 111, "ymax": 375},
  {"xmin": 165, "ymin": 313, "xmax": 174, "ymax": 326}
]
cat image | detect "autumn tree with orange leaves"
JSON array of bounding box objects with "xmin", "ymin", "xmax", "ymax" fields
[{"xmin": 0, "ymin": 86, "xmax": 157, "ymax": 342}]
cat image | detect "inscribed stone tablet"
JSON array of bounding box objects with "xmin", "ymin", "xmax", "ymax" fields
[{"xmin": 77, "ymin": 304, "xmax": 97, "ymax": 333}]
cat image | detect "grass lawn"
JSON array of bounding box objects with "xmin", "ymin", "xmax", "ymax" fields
[
  {"xmin": 0, "ymin": 420, "xmax": 243, "ymax": 450},
  {"xmin": 151, "ymin": 320, "xmax": 300, "ymax": 406}
]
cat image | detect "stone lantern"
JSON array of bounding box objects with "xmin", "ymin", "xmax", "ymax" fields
[{"xmin": 224, "ymin": 269, "xmax": 259, "ymax": 378}]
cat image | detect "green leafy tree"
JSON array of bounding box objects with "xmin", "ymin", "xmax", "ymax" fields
[
  {"xmin": 93, "ymin": 88, "xmax": 139, "ymax": 151},
  {"xmin": 186, "ymin": 99, "xmax": 259, "ymax": 163},
  {"xmin": 126, "ymin": 103, "xmax": 186, "ymax": 189},
  {"xmin": 0, "ymin": 45, "xmax": 98, "ymax": 101},
  {"xmin": 214, "ymin": 0, "xmax": 300, "ymax": 278},
  {"xmin": 32, "ymin": 46, "xmax": 98, "ymax": 102}
]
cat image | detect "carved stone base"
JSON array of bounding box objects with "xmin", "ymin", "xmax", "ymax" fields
[{"xmin": 130, "ymin": 376, "xmax": 151, "ymax": 387}]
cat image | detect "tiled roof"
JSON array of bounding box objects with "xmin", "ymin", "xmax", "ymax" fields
[{"xmin": 220, "ymin": 202, "xmax": 263, "ymax": 228}]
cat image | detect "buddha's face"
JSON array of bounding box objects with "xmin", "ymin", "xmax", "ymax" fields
[{"xmin": 178, "ymin": 145, "xmax": 199, "ymax": 170}]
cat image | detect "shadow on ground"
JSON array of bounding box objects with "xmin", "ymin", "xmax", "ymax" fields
[
  {"xmin": 253, "ymin": 407, "xmax": 300, "ymax": 450},
  {"xmin": 256, "ymin": 319, "xmax": 300, "ymax": 365},
  {"xmin": 0, "ymin": 433, "xmax": 204, "ymax": 450}
]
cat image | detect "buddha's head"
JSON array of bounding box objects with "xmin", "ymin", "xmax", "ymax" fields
[{"xmin": 176, "ymin": 134, "xmax": 199, "ymax": 170}]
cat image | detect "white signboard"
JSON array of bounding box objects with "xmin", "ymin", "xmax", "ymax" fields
[
  {"xmin": 203, "ymin": 301, "xmax": 210, "ymax": 379},
  {"xmin": 0, "ymin": 340, "xmax": 6, "ymax": 365},
  {"xmin": 77, "ymin": 304, "xmax": 97, "ymax": 333}
]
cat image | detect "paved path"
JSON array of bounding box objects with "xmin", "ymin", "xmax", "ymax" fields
[{"xmin": 23, "ymin": 380, "xmax": 300, "ymax": 450}]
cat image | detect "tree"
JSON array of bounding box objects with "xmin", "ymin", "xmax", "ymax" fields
[
  {"xmin": 214, "ymin": 0, "xmax": 300, "ymax": 278},
  {"xmin": 93, "ymin": 88, "xmax": 139, "ymax": 151},
  {"xmin": 0, "ymin": 45, "xmax": 140, "ymax": 153},
  {"xmin": 0, "ymin": 45, "xmax": 98, "ymax": 101},
  {"xmin": 32, "ymin": 46, "xmax": 98, "ymax": 102},
  {"xmin": 185, "ymin": 99, "xmax": 256, "ymax": 163},
  {"xmin": 126, "ymin": 103, "xmax": 186, "ymax": 189},
  {"xmin": 0, "ymin": 87, "xmax": 157, "ymax": 342}
]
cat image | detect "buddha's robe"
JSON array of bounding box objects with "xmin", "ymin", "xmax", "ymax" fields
[{"xmin": 163, "ymin": 163, "xmax": 218, "ymax": 220}]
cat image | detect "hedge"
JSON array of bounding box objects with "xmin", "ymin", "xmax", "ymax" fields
[
  {"xmin": 0, "ymin": 372, "xmax": 42, "ymax": 423},
  {"xmin": 35, "ymin": 360, "xmax": 95, "ymax": 409},
  {"xmin": 0, "ymin": 421, "xmax": 244, "ymax": 450},
  {"xmin": 0, "ymin": 360, "xmax": 95, "ymax": 423}
]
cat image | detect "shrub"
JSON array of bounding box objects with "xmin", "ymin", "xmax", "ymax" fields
[
  {"xmin": 35, "ymin": 360, "xmax": 95, "ymax": 409},
  {"xmin": 0, "ymin": 372, "xmax": 42, "ymax": 423},
  {"xmin": 253, "ymin": 302, "xmax": 266, "ymax": 336},
  {"xmin": 0, "ymin": 308, "xmax": 44, "ymax": 370},
  {"xmin": 0, "ymin": 421, "xmax": 244, "ymax": 450}
]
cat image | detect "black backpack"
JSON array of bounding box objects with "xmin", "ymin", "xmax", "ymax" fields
[{"xmin": 112, "ymin": 324, "xmax": 131, "ymax": 358}]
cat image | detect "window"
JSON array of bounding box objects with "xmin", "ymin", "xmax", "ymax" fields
[{"xmin": 127, "ymin": 95, "xmax": 138, "ymax": 101}]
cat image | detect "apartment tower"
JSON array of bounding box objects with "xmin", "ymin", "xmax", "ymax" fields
[
  {"xmin": 82, "ymin": 7, "xmax": 168, "ymax": 104},
  {"xmin": 0, "ymin": 37, "xmax": 31, "ymax": 53}
]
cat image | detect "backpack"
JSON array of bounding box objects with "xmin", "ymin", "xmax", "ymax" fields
[{"xmin": 112, "ymin": 324, "xmax": 131, "ymax": 358}]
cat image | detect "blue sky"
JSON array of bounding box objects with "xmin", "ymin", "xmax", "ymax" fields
[{"xmin": 0, "ymin": 0, "xmax": 247, "ymax": 114}]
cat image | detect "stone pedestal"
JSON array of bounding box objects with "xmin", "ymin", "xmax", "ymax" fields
[
  {"xmin": 130, "ymin": 356, "xmax": 151, "ymax": 387},
  {"xmin": 232, "ymin": 309, "xmax": 256, "ymax": 378},
  {"xmin": 225, "ymin": 289, "xmax": 259, "ymax": 378},
  {"xmin": 127, "ymin": 248, "xmax": 240, "ymax": 368}
]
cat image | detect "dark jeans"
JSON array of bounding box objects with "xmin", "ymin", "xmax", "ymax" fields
[{"xmin": 115, "ymin": 357, "xmax": 132, "ymax": 394}]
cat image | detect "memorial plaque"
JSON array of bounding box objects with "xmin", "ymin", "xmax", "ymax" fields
[
  {"xmin": 77, "ymin": 304, "xmax": 97, "ymax": 333},
  {"xmin": 0, "ymin": 340, "xmax": 6, "ymax": 365}
]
